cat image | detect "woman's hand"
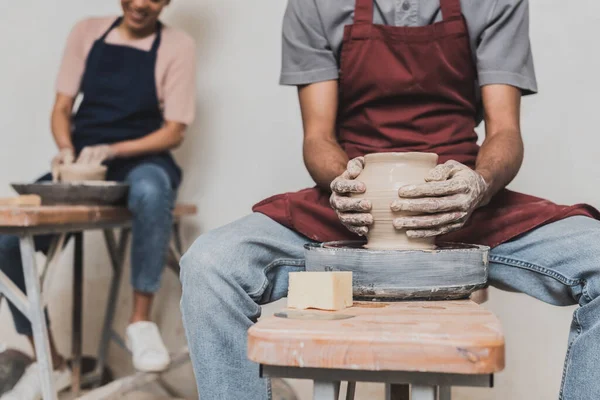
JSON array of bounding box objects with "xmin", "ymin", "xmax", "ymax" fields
[
  {"xmin": 329, "ymin": 157, "xmax": 372, "ymax": 236},
  {"xmin": 51, "ymin": 148, "xmax": 75, "ymax": 181},
  {"xmin": 76, "ymin": 145, "xmax": 116, "ymax": 165}
]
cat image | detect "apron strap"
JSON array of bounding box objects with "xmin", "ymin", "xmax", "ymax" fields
[
  {"xmin": 100, "ymin": 17, "xmax": 123, "ymax": 41},
  {"xmin": 99, "ymin": 17, "xmax": 162, "ymax": 52},
  {"xmin": 150, "ymin": 21, "xmax": 163, "ymax": 54},
  {"xmin": 440, "ymin": 0, "xmax": 462, "ymax": 19},
  {"xmin": 354, "ymin": 0, "xmax": 373, "ymax": 24}
]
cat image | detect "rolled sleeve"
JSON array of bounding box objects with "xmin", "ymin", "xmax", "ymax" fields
[
  {"xmin": 280, "ymin": 0, "xmax": 339, "ymax": 86},
  {"xmin": 55, "ymin": 20, "xmax": 89, "ymax": 97},
  {"xmin": 163, "ymin": 35, "xmax": 197, "ymax": 126},
  {"xmin": 476, "ymin": 0, "xmax": 538, "ymax": 95}
]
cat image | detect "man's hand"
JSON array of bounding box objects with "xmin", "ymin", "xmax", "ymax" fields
[
  {"xmin": 390, "ymin": 160, "xmax": 489, "ymax": 238},
  {"xmin": 51, "ymin": 148, "xmax": 75, "ymax": 181},
  {"xmin": 76, "ymin": 145, "xmax": 116, "ymax": 165},
  {"xmin": 330, "ymin": 157, "xmax": 372, "ymax": 236}
]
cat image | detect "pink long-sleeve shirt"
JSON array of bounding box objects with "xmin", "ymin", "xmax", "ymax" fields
[{"xmin": 56, "ymin": 16, "xmax": 196, "ymax": 126}]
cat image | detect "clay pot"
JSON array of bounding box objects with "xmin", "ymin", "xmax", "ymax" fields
[
  {"xmin": 352, "ymin": 152, "xmax": 438, "ymax": 250},
  {"xmin": 58, "ymin": 164, "xmax": 107, "ymax": 182}
]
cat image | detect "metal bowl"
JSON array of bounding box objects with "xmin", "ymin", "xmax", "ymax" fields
[
  {"xmin": 304, "ymin": 241, "xmax": 489, "ymax": 301},
  {"xmin": 11, "ymin": 182, "xmax": 129, "ymax": 206}
]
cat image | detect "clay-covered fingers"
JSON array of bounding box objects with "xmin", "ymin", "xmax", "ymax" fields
[
  {"xmin": 76, "ymin": 147, "xmax": 97, "ymax": 165},
  {"xmin": 338, "ymin": 212, "xmax": 373, "ymax": 226},
  {"xmin": 61, "ymin": 151, "xmax": 74, "ymax": 165},
  {"xmin": 405, "ymin": 222, "xmax": 464, "ymax": 238},
  {"xmin": 51, "ymin": 149, "xmax": 75, "ymax": 181},
  {"xmin": 346, "ymin": 156, "xmax": 365, "ymax": 179},
  {"xmin": 330, "ymin": 173, "xmax": 366, "ymax": 195},
  {"xmin": 424, "ymin": 160, "xmax": 461, "ymax": 182},
  {"xmin": 76, "ymin": 146, "xmax": 112, "ymax": 165},
  {"xmin": 393, "ymin": 211, "xmax": 467, "ymax": 230},
  {"xmin": 330, "ymin": 156, "xmax": 366, "ymax": 194},
  {"xmin": 398, "ymin": 178, "xmax": 469, "ymax": 198},
  {"xmin": 391, "ymin": 194, "xmax": 469, "ymax": 213},
  {"xmin": 345, "ymin": 224, "xmax": 369, "ymax": 236},
  {"xmin": 330, "ymin": 192, "xmax": 371, "ymax": 212},
  {"xmin": 51, "ymin": 149, "xmax": 74, "ymax": 167},
  {"xmin": 335, "ymin": 209, "xmax": 372, "ymax": 236}
]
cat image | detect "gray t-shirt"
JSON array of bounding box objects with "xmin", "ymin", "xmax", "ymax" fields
[{"xmin": 280, "ymin": 0, "xmax": 537, "ymax": 99}]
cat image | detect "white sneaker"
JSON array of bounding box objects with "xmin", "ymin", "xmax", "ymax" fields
[
  {"xmin": 0, "ymin": 362, "xmax": 71, "ymax": 400},
  {"xmin": 126, "ymin": 321, "xmax": 171, "ymax": 372}
]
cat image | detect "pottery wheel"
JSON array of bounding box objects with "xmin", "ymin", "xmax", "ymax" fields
[
  {"xmin": 304, "ymin": 241, "xmax": 489, "ymax": 301},
  {"xmin": 11, "ymin": 182, "xmax": 129, "ymax": 206}
]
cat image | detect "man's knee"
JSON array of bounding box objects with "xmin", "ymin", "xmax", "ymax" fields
[
  {"xmin": 127, "ymin": 165, "xmax": 173, "ymax": 212},
  {"xmin": 180, "ymin": 216, "xmax": 270, "ymax": 299},
  {"xmin": 559, "ymin": 217, "xmax": 600, "ymax": 301},
  {"xmin": 180, "ymin": 232, "xmax": 223, "ymax": 292}
]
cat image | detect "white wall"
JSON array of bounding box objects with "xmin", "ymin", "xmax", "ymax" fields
[{"xmin": 0, "ymin": 1, "xmax": 598, "ymax": 399}]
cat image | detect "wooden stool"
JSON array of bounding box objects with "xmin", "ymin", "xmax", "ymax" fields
[{"xmin": 248, "ymin": 300, "xmax": 504, "ymax": 400}]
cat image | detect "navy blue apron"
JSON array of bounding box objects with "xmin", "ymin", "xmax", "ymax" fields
[{"xmin": 71, "ymin": 17, "xmax": 181, "ymax": 189}]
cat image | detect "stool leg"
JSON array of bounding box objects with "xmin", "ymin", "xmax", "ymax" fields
[
  {"xmin": 346, "ymin": 382, "xmax": 356, "ymax": 400},
  {"xmin": 385, "ymin": 384, "xmax": 409, "ymax": 400},
  {"xmin": 411, "ymin": 385, "xmax": 436, "ymax": 400},
  {"xmin": 313, "ymin": 381, "xmax": 340, "ymax": 400},
  {"xmin": 438, "ymin": 386, "xmax": 451, "ymax": 400},
  {"xmin": 20, "ymin": 235, "xmax": 57, "ymax": 400}
]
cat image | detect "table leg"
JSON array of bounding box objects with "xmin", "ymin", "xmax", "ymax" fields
[
  {"xmin": 438, "ymin": 386, "xmax": 451, "ymax": 400},
  {"xmin": 20, "ymin": 235, "xmax": 57, "ymax": 400},
  {"xmin": 172, "ymin": 221, "xmax": 183, "ymax": 255},
  {"xmin": 167, "ymin": 223, "xmax": 183, "ymax": 275},
  {"xmin": 313, "ymin": 381, "xmax": 340, "ymax": 400},
  {"xmin": 345, "ymin": 382, "xmax": 356, "ymax": 400},
  {"xmin": 71, "ymin": 233, "xmax": 83, "ymax": 395},
  {"xmin": 411, "ymin": 385, "xmax": 436, "ymax": 400},
  {"xmin": 87, "ymin": 229, "xmax": 129, "ymax": 388},
  {"xmin": 385, "ymin": 384, "xmax": 409, "ymax": 400}
]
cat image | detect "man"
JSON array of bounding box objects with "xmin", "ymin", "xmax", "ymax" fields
[
  {"xmin": 180, "ymin": 1, "xmax": 599, "ymax": 399},
  {"xmin": 1, "ymin": 0, "xmax": 195, "ymax": 398}
]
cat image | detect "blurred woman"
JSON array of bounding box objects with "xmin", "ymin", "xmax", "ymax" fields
[{"xmin": 1, "ymin": 0, "xmax": 195, "ymax": 398}]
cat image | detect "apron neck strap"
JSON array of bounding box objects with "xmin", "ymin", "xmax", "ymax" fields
[
  {"xmin": 440, "ymin": 0, "xmax": 462, "ymax": 19},
  {"xmin": 100, "ymin": 17, "xmax": 162, "ymax": 54},
  {"xmin": 354, "ymin": 0, "xmax": 462, "ymax": 24},
  {"xmin": 100, "ymin": 17, "xmax": 123, "ymax": 41},
  {"xmin": 150, "ymin": 21, "xmax": 163, "ymax": 54},
  {"xmin": 354, "ymin": 0, "xmax": 373, "ymax": 24}
]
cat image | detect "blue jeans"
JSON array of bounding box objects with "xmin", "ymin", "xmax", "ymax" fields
[
  {"xmin": 0, "ymin": 163, "xmax": 175, "ymax": 335},
  {"xmin": 180, "ymin": 213, "xmax": 600, "ymax": 400}
]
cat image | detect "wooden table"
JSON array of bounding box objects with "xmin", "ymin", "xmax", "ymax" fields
[
  {"xmin": 248, "ymin": 300, "xmax": 505, "ymax": 400},
  {"xmin": 0, "ymin": 204, "xmax": 196, "ymax": 400}
]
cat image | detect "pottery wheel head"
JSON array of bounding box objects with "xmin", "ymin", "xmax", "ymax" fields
[{"xmin": 304, "ymin": 241, "xmax": 490, "ymax": 301}]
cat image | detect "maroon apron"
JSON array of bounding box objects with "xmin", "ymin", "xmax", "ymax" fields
[{"xmin": 253, "ymin": 0, "xmax": 599, "ymax": 248}]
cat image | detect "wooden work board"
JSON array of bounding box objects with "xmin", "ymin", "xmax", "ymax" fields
[
  {"xmin": 0, "ymin": 203, "xmax": 197, "ymax": 228},
  {"xmin": 248, "ymin": 300, "xmax": 504, "ymax": 375}
]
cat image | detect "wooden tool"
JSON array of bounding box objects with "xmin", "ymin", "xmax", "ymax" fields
[{"xmin": 0, "ymin": 195, "xmax": 42, "ymax": 207}]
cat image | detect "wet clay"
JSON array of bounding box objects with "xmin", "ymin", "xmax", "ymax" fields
[
  {"xmin": 58, "ymin": 164, "xmax": 107, "ymax": 183},
  {"xmin": 352, "ymin": 152, "xmax": 438, "ymax": 250}
]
